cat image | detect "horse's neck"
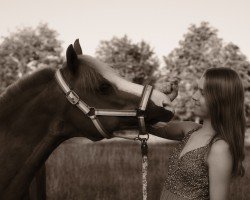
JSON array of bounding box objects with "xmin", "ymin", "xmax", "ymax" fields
[
  {"xmin": 2, "ymin": 129, "xmax": 69, "ymax": 200},
  {"xmin": 0, "ymin": 75, "xmax": 72, "ymax": 199}
]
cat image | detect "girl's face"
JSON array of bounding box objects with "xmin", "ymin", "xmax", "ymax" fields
[{"xmin": 192, "ymin": 77, "xmax": 209, "ymax": 118}]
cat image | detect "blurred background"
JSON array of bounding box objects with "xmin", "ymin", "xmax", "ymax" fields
[{"xmin": 0, "ymin": 0, "xmax": 250, "ymax": 199}]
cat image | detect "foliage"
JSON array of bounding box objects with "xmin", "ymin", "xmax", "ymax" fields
[
  {"xmin": 0, "ymin": 23, "xmax": 63, "ymax": 93},
  {"xmin": 95, "ymin": 35, "xmax": 159, "ymax": 84},
  {"xmin": 155, "ymin": 22, "xmax": 250, "ymax": 121}
]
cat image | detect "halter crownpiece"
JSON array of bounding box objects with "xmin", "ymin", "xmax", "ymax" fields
[{"xmin": 55, "ymin": 69, "xmax": 153, "ymax": 139}]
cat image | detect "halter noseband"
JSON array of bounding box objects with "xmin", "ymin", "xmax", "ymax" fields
[{"xmin": 55, "ymin": 69, "xmax": 153, "ymax": 139}]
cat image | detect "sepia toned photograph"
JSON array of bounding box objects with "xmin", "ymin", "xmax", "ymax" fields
[{"xmin": 0, "ymin": 0, "xmax": 249, "ymax": 199}]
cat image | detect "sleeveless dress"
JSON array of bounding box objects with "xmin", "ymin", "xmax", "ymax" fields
[{"xmin": 160, "ymin": 126, "xmax": 211, "ymax": 200}]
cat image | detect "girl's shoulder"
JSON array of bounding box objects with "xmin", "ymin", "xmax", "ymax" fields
[
  {"xmin": 209, "ymin": 139, "xmax": 230, "ymax": 156},
  {"xmin": 207, "ymin": 139, "xmax": 233, "ymax": 167}
]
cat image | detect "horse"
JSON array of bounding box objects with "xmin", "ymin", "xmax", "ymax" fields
[{"xmin": 0, "ymin": 39, "xmax": 174, "ymax": 200}]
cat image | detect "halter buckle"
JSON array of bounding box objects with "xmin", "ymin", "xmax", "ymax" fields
[{"xmin": 66, "ymin": 90, "xmax": 80, "ymax": 105}]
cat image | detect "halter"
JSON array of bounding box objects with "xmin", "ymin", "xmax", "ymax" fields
[{"xmin": 55, "ymin": 69, "xmax": 153, "ymax": 139}]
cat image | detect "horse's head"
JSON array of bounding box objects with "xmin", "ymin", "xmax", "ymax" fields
[{"xmin": 58, "ymin": 39, "xmax": 174, "ymax": 141}]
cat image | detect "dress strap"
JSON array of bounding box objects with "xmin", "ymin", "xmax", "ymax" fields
[
  {"xmin": 182, "ymin": 125, "xmax": 202, "ymax": 143},
  {"xmin": 187, "ymin": 125, "xmax": 202, "ymax": 136},
  {"xmin": 210, "ymin": 136, "xmax": 222, "ymax": 144},
  {"xmin": 204, "ymin": 136, "xmax": 223, "ymax": 163}
]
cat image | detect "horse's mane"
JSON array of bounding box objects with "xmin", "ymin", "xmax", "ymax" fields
[
  {"xmin": 0, "ymin": 67, "xmax": 55, "ymax": 119},
  {"xmin": 0, "ymin": 57, "xmax": 119, "ymax": 119}
]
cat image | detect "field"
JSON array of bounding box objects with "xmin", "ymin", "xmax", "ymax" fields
[{"xmin": 46, "ymin": 139, "xmax": 250, "ymax": 200}]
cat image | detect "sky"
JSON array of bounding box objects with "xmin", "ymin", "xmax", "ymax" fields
[{"xmin": 0, "ymin": 0, "xmax": 250, "ymax": 63}]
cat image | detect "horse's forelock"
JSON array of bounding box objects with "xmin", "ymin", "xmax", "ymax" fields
[
  {"xmin": 78, "ymin": 55, "xmax": 124, "ymax": 86},
  {"xmin": 78, "ymin": 63, "xmax": 103, "ymax": 92},
  {"xmin": 77, "ymin": 55, "xmax": 121, "ymax": 92},
  {"xmin": 78, "ymin": 56, "xmax": 147, "ymax": 100}
]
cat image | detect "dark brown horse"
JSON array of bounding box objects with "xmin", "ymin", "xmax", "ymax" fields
[{"xmin": 0, "ymin": 39, "xmax": 174, "ymax": 200}]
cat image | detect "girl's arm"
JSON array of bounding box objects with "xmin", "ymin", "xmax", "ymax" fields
[
  {"xmin": 149, "ymin": 120, "xmax": 201, "ymax": 141},
  {"xmin": 208, "ymin": 140, "xmax": 233, "ymax": 200}
]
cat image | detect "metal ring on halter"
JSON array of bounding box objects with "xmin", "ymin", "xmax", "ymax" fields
[
  {"xmin": 134, "ymin": 132, "xmax": 149, "ymax": 141},
  {"xmin": 87, "ymin": 107, "xmax": 96, "ymax": 117}
]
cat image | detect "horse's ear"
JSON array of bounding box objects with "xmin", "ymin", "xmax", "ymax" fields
[
  {"xmin": 66, "ymin": 44, "xmax": 78, "ymax": 74},
  {"xmin": 73, "ymin": 39, "xmax": 83, "ymax": 55}
]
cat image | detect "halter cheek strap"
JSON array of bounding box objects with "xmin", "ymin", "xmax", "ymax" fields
[
  {"xmin": 55, "ymin": 70, "xmax": 112, "ymax": 138},
  {"xmin": 55, "ymin": 69, "xmax": 153, "ymax": 139},
  {"xmin": 138, "ymin": 85, "xmax": 153, "ymax": 134}
]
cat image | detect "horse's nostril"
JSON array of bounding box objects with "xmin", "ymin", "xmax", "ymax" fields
[{"xmin": 162, "ymin": 101, "xmax": 169, "ymax": 107}]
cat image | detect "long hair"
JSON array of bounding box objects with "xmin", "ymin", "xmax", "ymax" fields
[{"xmin": 203, "ymin": 67, "xmax": 246, "ymax": 177}]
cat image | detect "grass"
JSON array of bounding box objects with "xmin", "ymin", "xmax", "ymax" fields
[{"xmin": 46, "ymin": 139, "xmax": 250, "ymax": 200}]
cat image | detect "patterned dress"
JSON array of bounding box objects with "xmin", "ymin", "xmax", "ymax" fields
[{"xmin": 160, "ymin": 126, "xmax": 211, "ymax": 200}]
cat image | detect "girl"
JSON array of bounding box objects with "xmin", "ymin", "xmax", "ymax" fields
[{"xmin": 150, "ymin": 67, "xmax": 246, "ymax": 200}]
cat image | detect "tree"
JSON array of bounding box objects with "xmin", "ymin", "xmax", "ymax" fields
[
  {"xmin": 95, "ymin": 35, "xmax": 159, "ymax": 84},
  {"xmin": 221, "ymin": 43, "xmax": 250, "ymax": 121},
  {"xmin": 0, "ymin": 23, "xmax": 63, "ymax": 93},
  {"xmin": 156, "ymin": 22, "xmax": 250, "ymax": 122}
]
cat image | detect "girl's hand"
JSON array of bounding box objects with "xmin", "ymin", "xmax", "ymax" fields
[{"xmin": 155, "ymin": 77, "xmax": 179, "ymax": 101}]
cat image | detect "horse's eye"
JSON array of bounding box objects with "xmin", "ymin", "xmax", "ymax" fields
[{"xmin": 98, "ymin": 83, "xmax": 113, "ymax": 95}]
